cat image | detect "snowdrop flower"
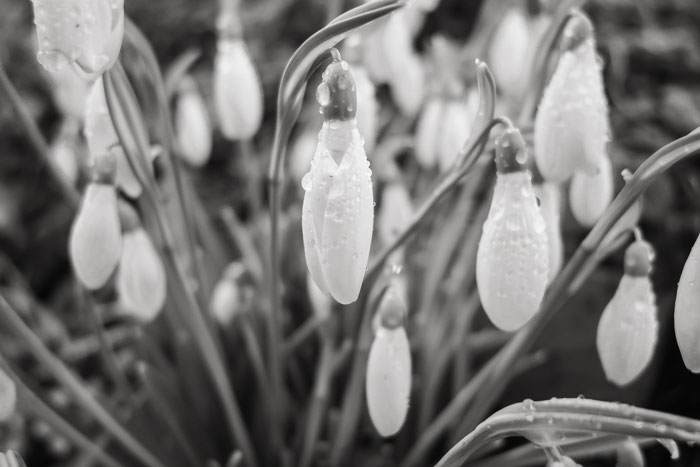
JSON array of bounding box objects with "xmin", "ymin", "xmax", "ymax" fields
[
  {"xmin": 175, "ymin": 76, "xmax": 213, "ymax": 167},
  {"xmin": 84, "ymin": 78, "xmax": 141, "ymax": 198},
  {"xmin": 597, "ymin": 238, "xmax": 657, "ymax": 386},
  {"xmin": 616, "ymin": 439, "xmax": 645, "ymax": 467},
  {"xmin": 675, "ymin": 232, "xmax": 700, "ymax": 372},
  {"xmin": 213, "ymin": 38, "xmax": 264, "ymax": 140},
  {"xmin": 533, "ymin": 182, "xmax": 564, "ymax": 282},
  {"xmin": 569, "ymin": 156, "xmax": 614, "ymax": 227},
  {"xmin": 210, "ymin": 262, "xmax": 245, "ymax": 326},
  {"xmin": 534, "ymin": 13, "xmax": 610, "ymax": 182},
  {"xmin": 31, "ymin": 0, "xmax": 124, "ymax": 78},
  {"xmin": 488, "ymin": 5, "xmax": 531, "ymax": 100},
  {"xmin": 51, "ymin": 121, "xmax": 82, "ymax": 185},
  {"xmin": 476, "ymin": 128, "xmax": 549, "ymax": 332},
  {"xmin": 301, "ymin": 53, "xmax": 374, "ymax": 305},
  {"xmin": 366, "ymin": 288, "xmax": 411, "ymax": 437},
  {"xmin": 69, "ymin": 152, "xmax": 122, "ymax": 290},
  {"xmin": 116, "ymin": 203, "xmax": 166, "ymax": 323},
  {"xmin": 0, "ymin": 367, "xmax": 16, "ymax": 422}
]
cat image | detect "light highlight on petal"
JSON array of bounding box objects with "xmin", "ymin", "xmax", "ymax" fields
[{"xmin": 675, "ymin": 233, "xmax": 700, "ymax": 373}]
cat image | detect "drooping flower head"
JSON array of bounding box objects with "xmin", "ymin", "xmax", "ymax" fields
[
  {"xmin": 366, "ymin": 287, "xmax": 411, "ymax": 437},
  {"xmin": 0, "ymin": 367, "xmax": 16, "ymax": 422},
  {"xmin": 488, "ymin": 4, "xmax": 531, "ymax": 100},
  {"xmin": 569, "ymin": 155, "xmax": 614, "ymax": 227},
  {"xmin": 534, "ymin": 12, "xmax": 610, "ymax": 182},
  {"xmin": 476, "ymin": 128, "xmax": 549, "ymax": 331},
  {"xmin": 675, "ymin": 232, "xmax": 700, "ymax": 373},
  {"xmin": 69, "ymin": 151, "xmax": 122, "ymax": 290},
  {"xmin": 210, "ymin": 262, "xmax": 246, "ymax": 326},
  {"xmin": 597, "ymin": 238, "xmax": 658, "ymax": 386},
  {"xmin": 175, "ymin": 76, "xmax": 213, "ymax": 167},
  {"xmin": 31, "ymin": 0, "xmax": 124, "ymax": 79},
  {"xmin": 533, "ymin": 181, "xmax": 564, "ymax": 282},
  {"xmin": 301, "ymin": 51, "xmax": 374, "ymax": 305}
]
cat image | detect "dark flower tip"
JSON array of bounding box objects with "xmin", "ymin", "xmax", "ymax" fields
[
  {"xmin": 495, "ymin": 127, "xmax": 528, "ymax": 174},
  {"xmin": 561, "ymin": 11, "xmax": 594, "ymax": 52},
  {"xmin": 317, "ymin": 51, "xmax": 357, "ymax": 121},
  {"xmin": 624, "ymin": 240, "xmax": 654, "ymax": 277}
]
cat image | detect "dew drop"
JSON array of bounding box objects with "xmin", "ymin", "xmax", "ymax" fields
[{"xmin": 316, "ymin": 82, "xmax": 330, "ymax": 106}]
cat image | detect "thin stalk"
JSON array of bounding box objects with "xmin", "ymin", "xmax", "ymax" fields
[
  {"xmin": 238, "ymin": 140, "xmax": 261, "ymax": 219},
  {"xmin": 0, "ymin": 62, "xmax": 80, "ymax": 208},
  {"xmin": 282, "ymin": 316, "xmax": 323, "ymax": 356},
  {"xmin": 0, "ymin": 294, "xmax": 166, "ymax": 467},
  {"xmin": 220, "ymin": 207, "xmax": 265, "ymax": 284}
]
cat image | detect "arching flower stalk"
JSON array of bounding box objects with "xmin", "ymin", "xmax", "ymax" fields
[
  {"xmin": 174, "ymin": 75, "xmax": 213, "ymax": 167},
  {"xmin": 210, "ymin": 262, "xmax": 246, "ymax": 325},
  {"xmin": 377, "ymin": 179, "xmax": 413, "ymax": 266},
  {"xmin": 30, "ymin": 0, "xmax": 124, "ymax": 79},
  {"xmin": 476, "ymin": 127, "xmax": 549, "ymax": 332},
  {"xmin": 533, "ymin": 181, "xmax": 564, "ymax": 282},
  {"xmin": 569, "ymin": 156, "xmax": 614, "ymax": 227},
  {"xmin": 534, "ymin": 12, "xmax": 610, "ymax": 182},
  {"xmin": 344, "ymin": 36, "xmax": 378, "ymax": 154},
  {"xmin": 301, "ymin": 51, "xmax": 374, "ymax": 305},
  {"xmin": 675, "ymin": 229, "xmax": 700, "ymax": 373},
  {"xmin": 214, "ymin": 4, "xmax": 263, "ymax": 140},
  {"xmin": 116, "ymin": 203, "xmax": 166, "ymax": 323},
  {"xmin": 366, "ymin": 287, "xmax": 411, "ymax": 437},
  {"xmin": 0, "ymin": 367, "xmax": 16, "ymax": 422},
  {"xmin": 69, "ymin": 152, "xmax": 122, "ymax": 290},
  {"xmin": 596, "ymin": 236, "xmax": 658, "ymax": 386}
]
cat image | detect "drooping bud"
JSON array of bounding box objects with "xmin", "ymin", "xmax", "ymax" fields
[
  {"xmin": 533, "ymin": 182, "xmax": 564, "ymax": 282},
  {"xmin": 210, "ymin": 262, "xmax": 245, "ymax": 325},
  {"xmin": 116, "ymin": 206, "xmax": 166, "ymax": 322},
  {"xmin": 69, "ymin": 152, "xmax": 122, "ymax": 290},
  {"xmin": 476, "ymin": 128, "xmax": 549, "ymax": 331},
  {"xmin": 488, "ymin": 5, "xmax": 531, "ymax": 99},
  {"xmin": 534, "ymin": 12, "xmax": 610, "ymax": 182},
  {"xmin": 84, "ymin": 78, "xmax": 141, "ymax": 198},
  {"xmin": 0, "ymin": 367, "xmax": 16, "ymax": 422},
  {"xmin": 213, "ymin": 38, "xmax": 263, "ymax": 140},
  {"xmin": 30, "ymin": 0, "xmax": 124, "ymax": 78},
  {"xmin": 597, "ymin": 238, "xmax": 657, "ymax": 386},
  {"xmin": 616, "ymin": 439, "xmax": 645, "ymax": 467},
  {"xmin": 569, "ymin": 156, "xmax": 614, "ymax": 227},
  {"xmin": 301, "ymin": 53, "xmax": 374, "ymax": 305},
  {"xmin": 366, "ymin": 288, "xmax": 411, "ymax": 437},
  {"xmin": 175, "ymin": 76, "xmax": 213, "ymax": 167},
  {"xmin": 675, "ymin": 232, "xmax": 700, "ymax": 373},
  {"xmin": 51, "ymin": 121, "xmax": 82, "ymax": 185}
]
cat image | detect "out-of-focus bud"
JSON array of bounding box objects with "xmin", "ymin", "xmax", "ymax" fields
[
  {"xmin": 476, "ymin": 128, "xmax": 549, "ymax": 331},
  {"xmin": 307, "ymin": 273, "xmax": 332, "ymax": 322},
  {"xmin": 0, "ymin": 451, "xmax": 26, "ymax": 467},
  {"xmin": 534, "ymin": 13, "xmax": 610, "ymax": 182},
  {"xmin": 533, "ymin": 182, "xmax": 563, "ymax": 282},
  {"xmin": 116, "ymin": 203, "xmax": 166, "ymax": 323},
  {"xmin": 616, "ymin": 439, "xmax": 645, "ymax": 467},
  {"xmin": 84, "ymin": 78, "xmax": 141, "ymax": 198},
  {"xmin": 301, "ymin": 53, "xmax": 374, "ymax": 305},
  {"xmin": 47, "ymin": 65, "xmax": 91, "ymax": 121},
  {"xmin": 569, "ymin": 156, "xmax": 614, "ymax": 227},
  {"xmin": 345, "ymin": 37, "xmax": 378, "ymax": 154},
  {"xmin": 378, "ymin": 180, "xmax": 413, "ymax": 266},
  {"xmin": 175, "ymin": 76, "xmax": 213, "ymax": 167},
  {"xmin": 51, "ymin": 121, "xmax": 82, "ymax": 185},
  {"xmin": 488, "ymin": 5, "xmax": 531, "ymax": 100},
  {"xmin": 213, "ymin": 38, "xmax": 263, "ymax": 140},
  {"xmin": 30, "ymin": 0, "xmax": 124, "ymax": 78},
  {"xmin": 0, "ymin": 367, "xmax": 16, "ymax": 422},
  {"xmin": 366, "ymin": 288, "xmax": 411, "ymax": 437},
  {"xmin": 675, "ymin": 232, "xmax": 700, "ymax": 373},
  {"xmin": 69, "ymin": 152, "xmax": 122, "ymax": 290},
  {"xmin": 210, "ymin": 262, "xmax": 245, "ymax": 325},
  {"xmin": 597, "ymin": 238, "xmax": 657, "ymax": 386}
]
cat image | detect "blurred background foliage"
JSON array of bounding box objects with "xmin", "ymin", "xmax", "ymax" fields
[{"xmin": 1, "ymin": 0, "xmax": 700, "ymax": 465}]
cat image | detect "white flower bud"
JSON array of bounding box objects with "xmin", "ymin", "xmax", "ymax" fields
[
  {"xmin": 366, "ymin": 290, "xmax": 411, "ymax": 437},
  {"xmin": 302, "ymin": 58, "xmax": 374, "ymax": 305},
  {"xmin": 534, "ymin": 14, "xmax": 610, "ymax": 182},
  {"xmin": 175, "ymin": 76, "xmax": 213, "ymax": 167},
  {"xmin": 488, "ymin": 6, "xmax": 531, "ymax": 99},
  {"xmin": 31, "ymin": 0, "xmax": 124, "ymax": 78},
  {"xmin": 214, "ymin": 39, "xmax": 263, "ymax": 140},
  {"xmin": 569, "ymin": 156, "xmax": 614, "ymax": 227},
  {"xmin": 117, "ymin": 227, "xmax": 166, "ymax": 323},
  {"xmin": 51, "ymin": 122, "xmax": 82, "ymax": 185},
  {"xmin": 675, "ymin": 233, "xmax": 700, "ymax": 373},
  {"xmin": 0, "ymin": 368, "xmax": 16, "ymax": 422},
  {"xmin": 210, "ymin": 263, "xmax": 245, "ymax": 325},
  {"xmin": 533, "ymin": 182, "xmax": 564, "ymax": 282},
  {"xmin": 476, "ymin": 129, "xmax": 549, "ymax": 331},
  {"xmin": 597, "ymin": 240, "xmax": 657, "ymax": 386}
]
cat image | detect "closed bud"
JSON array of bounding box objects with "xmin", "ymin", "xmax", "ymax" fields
[
  {"xmin": 617, "ymin": 439, "xmax": 645, "ymax": 467},
  {"xmin": 366, "ymin": 288, "xmax": 411, "ymax": 437},
  {"xmin": 69, "ymin": 169, "xmax": 121, "ymax": 289},
  {"xmin": 597, "ymin": 239, "xmax": 657, "ymax": 386},
  {"xmin": 210, "ymin": 262, "xmax": 245, "ymax": 325},
  {"xmin": 302, "ymin": 55, "xmax": 374, "ymax": 305},
  {"xmin": 569, "ymin": 156, "xmax": 614, "ymax": 227},
  {"xmin": 117, "ymin": 222, "xmax": 166, "ymax": 323},
  {"xmin": 175, "ymin": 76, "xmax": 213, "ymax": 167},
  {"xmin": 476, "ymin": 129, "xmax": 549, "ymax": 331},
  {"xmin": 488, "ymin": 5, "xmax": 531, "ymax": 99},
  {"xmin": 31, "ymin": 0, "xmax": 124, "ymax": 78},
  {"xmin": 0, "ymin": 368, "xmax": 16, "ymax": 422},
  {"xmin": 533, "ymin": 182, "xmax": 564, "ymax": 282},
  {"xmin": 534, "ymin": 13, "xmax": 610, "ymax": 182},
  {"xmin": 675, "ymin": 232, "xmax": 700, "ymax": 373},
  {"xmin": 214, "ymin": 38, "xmax": 263, "ymax": 140}
]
